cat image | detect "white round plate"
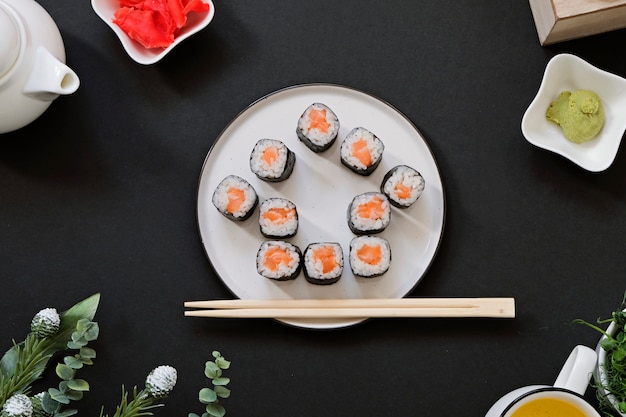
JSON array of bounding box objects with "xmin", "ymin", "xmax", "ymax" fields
[{"xmin": 197, "ymin": 84, "xmax": 446, "ymax": 330}]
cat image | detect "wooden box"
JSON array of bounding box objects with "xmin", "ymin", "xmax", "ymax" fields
[{"xmin": 529, "ymin": 0, "xmax": 626, "ymax": 45}]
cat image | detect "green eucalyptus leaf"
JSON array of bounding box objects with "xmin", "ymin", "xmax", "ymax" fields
[
  {"xmin": 188, "ymin": 414, "xmax": 200, "ymax": 417},
  {"xmin": 66, "ymin": 341, "xmax": 85, "ymax": 350},
  {"xmin": 49, "ymin": 388, "xmax": 70, "ymax": 404},
  {"xmin": 212, "ymin": 377, "xmax": 230, "ymax": 386},
  {"xmin": 42, "ymin": 392, "xmax": 60, "ymax": 413},
  {"xmin": 84, "ymin": 323, "xmax": 99, "ymax": 341},
  {"xmin": 67, "ymin": 379, "xmax": 89, "ymax": 391},
  {"xmin": 64, "ymin": 356, "xmax": 83, "ymax": 369},
  {"xmin": 206, "ymin": 403, "xmax": 225, "ymax": 417},
  {"xmin": 65, "ymin": 389, "xmax": 84, "ymax": 401},
  {"xmin": 214, "ymin": 386, "xmax": 230, "ymax": 399},
  {"xmin": 205, "ymin": 362, "xmax": 221, "ymax": 379},
  {"xmin": 199, "ymin": 388, "xmax": 217, "ymax": 404},
  {"xmin": 215, "ymin": 357, "xmax": 230, "ymax": 370},
  {"xmin": 55, "ymin": 409, "xmax": 78, "ymax": 417},
  {"xmin": 80, "ymin": 347, "xmax": 96, "ymax": 359},
  {"xmin": 56, "ymin": 363, "xmax": 75, "ymax": 380}
]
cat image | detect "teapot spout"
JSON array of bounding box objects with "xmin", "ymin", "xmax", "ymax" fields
[{"xmin": 23, "ymin": 47, "xmax": 79, "ymax": 101}]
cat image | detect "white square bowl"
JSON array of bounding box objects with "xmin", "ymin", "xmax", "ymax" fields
[
  {"xmin": 521, "ymin": 53, "xmax": 626, "ymax": 172},
  {"xmin": 91, "ymin": 0, "xmax": 215, "ymax": 65}
]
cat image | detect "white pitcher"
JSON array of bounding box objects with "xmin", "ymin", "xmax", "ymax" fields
[{"xmin": 0, "ymin": 0, "xmax": 79, "ymax": 134}]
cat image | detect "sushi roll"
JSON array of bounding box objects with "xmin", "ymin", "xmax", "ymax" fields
[
  {"xmin": 256, "ymin": 240, "xmax": 302, "ymax": 281},
  {"xmin": 296, "ymin": 103, "xmax": 340, "ymax": 153},
  {"xmin": 380, "ymin": 165, "xmax": 425, "ymax": 208},
  {"xmin": 303, "ymin": 242, "xmax": 344, "ymax": 285},
  {"xmin": 259, "ymin": 198, "xmax": 298, "ymax": 238},
  {"xmin": 340, "ymin": 127, "xmax": 384, "ymax": 175},
  {"xmin": 249, "ymin": 138, "xmax": 296, "ymax": 182},
  {"xmin": 212, "ymin": 175, "xmax": 258, "ymax": 221},
  {"xmin": 349, "ymin": 236, "xmax": 391, "ymax": 278},
  {"xmin": 347, "ymin": 192, "xmax": 391, "ymax": 235}
]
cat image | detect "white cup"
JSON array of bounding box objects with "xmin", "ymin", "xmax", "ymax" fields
[{"xmin": 485, "ymin": 345, "xmax": 600, "ymax": 417}]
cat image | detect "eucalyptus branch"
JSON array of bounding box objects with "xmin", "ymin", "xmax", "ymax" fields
[{"xmin": 189, "ymin": 351, "xmax": 231, "ymax": 417}]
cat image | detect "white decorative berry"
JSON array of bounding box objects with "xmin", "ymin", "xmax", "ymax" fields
[
  {"xmin": 30, "ymin": 308, "xmax": 60, "ymax": 338},
  {"xmin": 2, "ymin": 394, "xmax": 33, "ymax": 417},
  {"xmin": 145, "ymin": 365, "xmax": 177, "ymax": 398}
]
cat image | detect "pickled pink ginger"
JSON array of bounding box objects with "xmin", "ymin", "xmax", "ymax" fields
[{"xmin": 113, "ymin": 0, "xmax": 210, "ymax": 49}]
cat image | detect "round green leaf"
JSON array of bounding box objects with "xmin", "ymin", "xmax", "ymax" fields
[
  {"xmin": 56, "ymin": 363, "xmax": 75, "ymax": 381},
  {"xmin": 205, "ymin": 362, "xmax": 222, "ymax": 379},
  {"xmin": 206, "ymin": 404, "xmax": 225, "ymax": 417},
  {"xmin": 67, "ymin": 379, "xmax": 90, "ymax": 391},
  {"xmin": 212, "ymin": 377, "xmax": 230, "ymax": 386},
  {"xmin": 214, "ymin": 386, "xmax": 230, "ymax": 399},
  {"xmin": 215, "ymin": 357, "xmax": 230, "ymax": 370},
  {"xmin": 64, "ymin": 356, "xmax": 83, "ymax": 369},
  {"xmin": 199, "ymin": 388, "xmax": 217, "ymax": 404}
]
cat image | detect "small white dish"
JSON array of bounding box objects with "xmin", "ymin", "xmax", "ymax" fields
[
  {"xmin": 594, "ymin": 308, "xmax": 626, "ymax": 417},
  {"xmin": 521, "ymin": 53, "xmax": 626, "ymax": 172},
  {"xmin": 91, "ymin": 0, "xmax": 215, "ymax": 65}
]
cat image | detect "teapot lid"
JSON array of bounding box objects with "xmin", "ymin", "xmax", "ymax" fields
[{"xmin": 0, "ymin": 4, "xmax": 20, "ymax": 78}]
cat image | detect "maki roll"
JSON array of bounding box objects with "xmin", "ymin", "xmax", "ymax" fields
[
  {"xmin": 256, "ymin": 240, "xmax": 302, "ymax": 281},
  {"xmin": 249, "ymin": 139, "xmax": 296, "ymax": 182},
  {"xmin": 303, "ymin": 242, "xmax": 344, "ymax": 285},
  {"xmin": 347, "ymin": 192, "xmax": 391, "ymax": 235},
  {"xmin": 349, "ymin": 236, "xmax": 391, "ymax": 278},
  {"xmin": 380, "ymin": 165, "xmax": 425, "ymax": 208},
  {"xmin": 340, "ymin": 127, "xmax": 384, "ymax": 175},
  {"xmin": 212, "ymin": 175, "xmax": 258, "ymax": 221},
  {"xmin": 259, "ymin": 198, "xmax": 298, "ymax": 238},
  {"xmin": 296, "ymin": 103, "xmax": 340, "ymax": 153}
]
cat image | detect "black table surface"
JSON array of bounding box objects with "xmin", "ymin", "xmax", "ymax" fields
[{"xmin": 2, "ymin": 1, "xmax": 626, "ymax": 416}]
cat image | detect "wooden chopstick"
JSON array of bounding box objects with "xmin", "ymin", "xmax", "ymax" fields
[{"xmin": 184, "ymin": 297, "xmax": 515, "ymax": 319}]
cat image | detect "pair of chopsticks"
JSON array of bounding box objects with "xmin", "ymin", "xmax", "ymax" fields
[{"xmin": 184, "ymin": 297, "xmax": 515, "ymax": 319}]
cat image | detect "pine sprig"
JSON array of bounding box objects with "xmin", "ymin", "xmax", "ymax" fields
[{"xmin": 100, "ymin": 366, "xmax": 177, "ymax": 417}]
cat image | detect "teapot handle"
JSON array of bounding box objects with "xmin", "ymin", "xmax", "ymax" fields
[{"xmin": 23, "ymin": 46, "xmax": 79, "ymax": 101}]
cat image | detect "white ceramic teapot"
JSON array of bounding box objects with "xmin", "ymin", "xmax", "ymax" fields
[{"xmin": 0, "ymin": 0, "xmax": 79, "ymax": 134}]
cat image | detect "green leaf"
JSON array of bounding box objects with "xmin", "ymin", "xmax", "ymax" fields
[
  {"xmin": 67, "ymin": 379, "xmax": 89, "ymax": 391},
  {"xmin": 215, "ymin": 357, "xmax": 230, "ymax": 370},
  {"xmin": 188, "ymin": 414, "xmax": 200, "ymax": 417},
  {"xmin": 42, "ymin": 392, "xmax": 60, "ymax": 413},
  {"xmin": 64, "ymin": 356, "xmax": 83, "ymax": 369},
  {"xmin": 80, "ymin": 347, "xmax": 96, "ymax": 359},
  {"xmin": 56, "ymin": 363, "xmax": 75, "ymax": 380},
  {"xmin": 65, "ymin": 389, "xmax": 84, "ymax": 401},
  {"xmin": 199, "ymin": 388, "xmax": 217, "ymax": 404},
  {"xmin": 206, "ymin": 403, "xmax": 226, "ymax": 417},
  {"xmin": 212, "ymin": 377, "xmax": 230, "ymax": 386},
  {"xmin": 214, "ymin": 386, "xmax": 230, "ymax": 399},
  {"xmin": 49, "ymin": 388, "xmax": 70, "ymax": 404},
  {"xmin": 205, "ymin": 362, "xmax": 221, "ymax": 379},
  {"xmin": 55, "ymin": 409, "xmax": 78, "ymax": 417}
]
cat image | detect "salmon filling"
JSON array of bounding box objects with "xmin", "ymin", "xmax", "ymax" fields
[
  {"xmin": 312, "ymin": 246, "xmax": 338, "ymax": 274},
  {"xmin": 263, "ymin": 247, "xmax": 293, "ymax": 271},
  {"xmin": 351, "ymin": 138, "xmax": 372, "ymax": 167},
  {"xmin": 356, "ymin": 244, "xmax": 382, "ymax": 265},
  {"xmin": 308, "ymin": 108, "xmax": 330, "ymax": 133},
  {"xmin": 357, "ymin": 196, "xmax": 385, "ymax": 219},
  {"xmin": 262, "ymin": 207, "xmax": 296, "ymax": 224},
  {"xmin": 226, "ymin": 187, "xmax": 245, "ymax": 213}
]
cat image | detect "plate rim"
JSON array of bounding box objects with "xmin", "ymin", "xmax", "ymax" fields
[{"xmin": 195, "ymin": 83, "xmax": 447, "ymax": 330}]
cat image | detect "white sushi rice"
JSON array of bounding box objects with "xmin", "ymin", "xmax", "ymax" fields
[
  {"xmin": 382, "ymin": 165, "xmax": 425, "ymax": 206},
  {"xmin": 297, "ymin": 103, "xmax": 340, "ymax": 147},
  {"xmin": 256, "ymin": 241, "xmax": 301, "ymax": 279},
  {"xmin": 259, "ymin": 198, "xmax": 298, "ymax": 237},
  {"xmin": 349, "ymin": 192, "xmax": 391, "ymax": 232},
  {"xmin": 303, "ymin": 242, "xmax": 343, "ymax": 280},
  {"xmin": 250, "ymin": 139, "xmax": 290, "ymax": 179},
  {"xmin": 212, "ymin": 175, "xmax": 257, "ymax": 219},
  {"xmin": 349, "ymin": 236, "xmax": 391, "ymax": 277},
  {"xmin": 340, "ymin": 127, "xmax": 384, "ymax": 170}
]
